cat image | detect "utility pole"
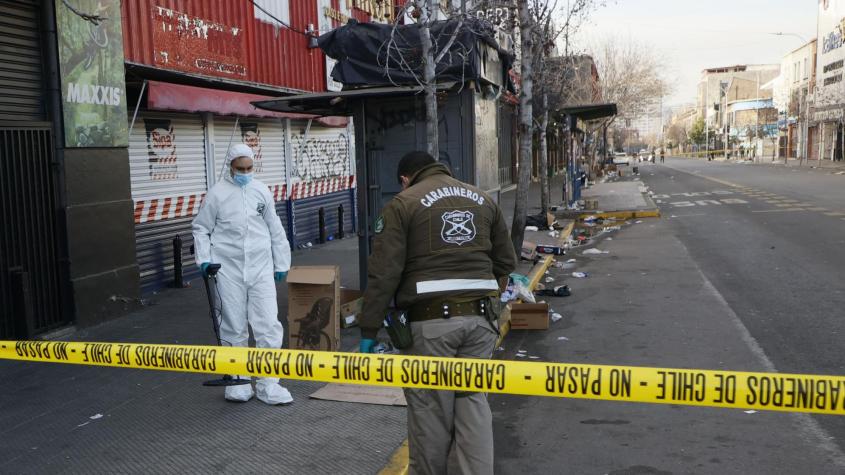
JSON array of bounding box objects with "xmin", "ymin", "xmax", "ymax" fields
[{"xmin": 705, "ymin": 78, "xmax": 709, "ymax": 158}]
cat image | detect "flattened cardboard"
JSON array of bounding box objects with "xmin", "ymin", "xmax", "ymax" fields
[
  {"xmin": 510, "ymin": 302, "xmax": 550, "ymax": 330},
  {"xmin": 287, "ymin": 266, "xmax": 340, "ymax": 351},
  {"xmin": 309, "ymin": 383, "xmax": 407, "ymax": 406}
]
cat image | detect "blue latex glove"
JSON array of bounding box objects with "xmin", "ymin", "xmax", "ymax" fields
[
  {"xmin": 274, "ymin": 271, "xmax": 287, "ymax": 282},
  {"xmin": 359, "ymin": 338, "xmax": 377, "ymax": 354},
  {"xmin": 200, "ymin": 262, "xmax": 212, "ymax": 277}
]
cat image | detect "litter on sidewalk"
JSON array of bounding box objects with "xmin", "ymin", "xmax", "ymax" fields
[
  {"xmin": 572, "ymin": 272, "xmax": 589, "ymax": 278},
  {"xmin": 582, "ymin": 248, "xmax": 608, "ymax": 255}
]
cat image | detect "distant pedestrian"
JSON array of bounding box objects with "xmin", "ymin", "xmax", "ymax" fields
[{"xmin": 660, "ymin": 149, "xmax": 665, "ymax": 163}]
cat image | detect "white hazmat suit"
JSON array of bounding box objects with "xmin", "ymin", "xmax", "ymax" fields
[{"xmin": 192, "ymin": 144, "xmax": 293, "ymax": 404}]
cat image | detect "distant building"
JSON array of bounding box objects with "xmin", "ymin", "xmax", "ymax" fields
[
  {"xmin": 697, "ymin": 64, "xmax": 780, "ymax": 151},
  {"xmin": 772, "ymin": 39, "xmax": 817, "ymax": 159},
  {"xmin": 813, "ymin": 0, "xmax": 845, "ymax": 162}
]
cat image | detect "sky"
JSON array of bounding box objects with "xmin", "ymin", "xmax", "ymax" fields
[{"xmin": 577, "ymin": 0, "xmax": 818, "ymax": 107}]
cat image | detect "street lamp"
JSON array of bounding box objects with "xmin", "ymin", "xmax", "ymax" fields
[{"xmin": 768, "ymin": 32, "xmax": 808, "ymax": 43}]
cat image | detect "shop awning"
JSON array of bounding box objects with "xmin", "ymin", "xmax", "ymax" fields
[
  {"xmin": 252, "ymin": 83, "xmax": 457, "ymax": 116},
  {"xmin": 146, "ymin": 81, "xmax": 348, "ymax": 127},
  {"xmin": 558, "ymin": 103, "xmax": 617, "ymax": 121}
]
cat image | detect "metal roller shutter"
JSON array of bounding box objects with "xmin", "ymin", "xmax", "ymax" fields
[
  {"xmin": 0, "ymin": 0, "xmax": 43, "ymax": 121},
  {"xmin": 213, "ymin": 116, "xmax": 287, "ymax": 192},
  {"xmin": 288, "ymin": 122, "xmax": 356, "ymax": 246},
  {"xmin": 128, "ymin": 113, "xmax": 208, "ymax": 293},
  {"xmin": 290, "ymin": 190, "xmax": 355, "ymax": 248},
  {"xmin": 214, "ymin": 116, "xmax": 291, "ymax": 243}
]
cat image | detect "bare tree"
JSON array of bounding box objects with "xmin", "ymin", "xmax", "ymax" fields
[
  {"xmin": 591, "ymin": 35, "xmax": 670, "ymax": 124},
  {"xmin": 381, "ymin": 2, "xmax": 473, "ymax": 159},
  {"xmin": 534, "ymin": 0, "xmax": 603, "ymax": 214}
]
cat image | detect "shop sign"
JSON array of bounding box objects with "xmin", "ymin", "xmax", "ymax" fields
[
  {"xmin": 55, "ymin": 0, "xmax": 129, "ymax": 147},
  {"xmin": 152, "ymin": 6, "xmax": 247, "ymax": 79},
  {"xmin": 240, "ymin": 123, "xmax": 264, "ymax": 174}
]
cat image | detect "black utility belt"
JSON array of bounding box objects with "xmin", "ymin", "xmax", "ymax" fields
[{"xmin": 408, "ymin": 298, "xmax": 490, "ymax": 322}]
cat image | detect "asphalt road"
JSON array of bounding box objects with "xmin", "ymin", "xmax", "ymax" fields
[{"xmin": 493, "ymin": 158, "xmax": 845, "ymax": 474}]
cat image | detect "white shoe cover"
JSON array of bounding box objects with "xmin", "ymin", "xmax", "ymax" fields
[
  {"xmin": 256, "ymin": 380, "xmax": 293, "ymax": 405},
  {"xmin": 224, "ymin": 378, "xmax": 255, "ymax": 402}
]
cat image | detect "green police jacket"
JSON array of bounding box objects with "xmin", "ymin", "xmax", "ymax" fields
[{"xmin": 359, "ymin": 162, "xmax": 517, "ymax": 339}]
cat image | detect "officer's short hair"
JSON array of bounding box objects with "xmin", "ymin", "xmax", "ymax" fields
[{"xmin": 397, "ymin": 151, "xmax": 436, "ymax": 184}]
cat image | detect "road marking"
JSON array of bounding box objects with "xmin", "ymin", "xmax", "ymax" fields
[
  {"xmin": 805, "ymin": 207, "xmax": 828, "ymax": 211},
  {"xmin": 776, "ymin": 204, "xmax": 795, "ymax": 207},
  {"xmin": 697, "ymin": 271, "xmax": 845, "ymax": 469},
  {"xmin": 751, "ymin": 208, "xmax": 804, "ymax": 213},
  {"xmin": 668, "ymin": 198, "xmax": 748, "ymax": 207},
  {"xmin": 824, "ymin": 212, "xmax": 845, "ymax": 217}
]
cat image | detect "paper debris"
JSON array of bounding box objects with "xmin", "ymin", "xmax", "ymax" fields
[
  {"xmin": 572, "ymin": 272, "xmax": 588, "ymax": 278},
  {"xmin": 551, "ymin": 313, "xmax": 563, "ymax": 322},
  {"xmin": 90, "ymin": 414, "xmax": 103, "ymax": 420},
  {"xmin": 582, "ymin": 248, "xmax": 608, "ymax": 255},
  {"xmin": 557, "ymin": 336, "xmax": 569, "ymax": 341}
]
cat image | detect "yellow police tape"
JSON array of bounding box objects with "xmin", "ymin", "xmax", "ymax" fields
[{"xmin": 2, "ymin": 340, "xmax": 845, "ymax": 416}]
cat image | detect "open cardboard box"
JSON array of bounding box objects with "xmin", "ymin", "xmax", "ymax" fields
[
  {"xmin": 339, "ymin": 289, "xmax": 364, "ymax": 328},
  {"xmin": 509, "ymin": 302, "xmax": 550, "ymax": 330},
  {"xmin": 287, "ymin": 266, "xmax": 341, "ymax": 351}
]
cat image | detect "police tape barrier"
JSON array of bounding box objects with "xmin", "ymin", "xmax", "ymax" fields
[{"xmin": 3, "ymin": 340, "xmax": 845, "ymax": 416}]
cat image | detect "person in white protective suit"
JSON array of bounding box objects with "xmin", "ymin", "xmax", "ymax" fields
[{"xmin": 192, "ymin": 143, "xmax": 293, "ymax": 405}]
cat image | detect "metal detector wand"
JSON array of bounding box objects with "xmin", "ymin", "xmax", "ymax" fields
[{"xmin": 201, "ymin": 264, "xmax": 250, "ymax": 387}]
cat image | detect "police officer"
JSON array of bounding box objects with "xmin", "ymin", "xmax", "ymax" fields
[{"xmin": 359, "ymin": 151, "xmax": 517, "ymax": 475}]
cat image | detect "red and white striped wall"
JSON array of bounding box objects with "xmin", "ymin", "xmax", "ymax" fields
[
  {"xmin": 133, "ymin": 178, "xmax": 353, "ymax": 224},
  {"xmin": 289, "ymin": 175, "xmax": 356, "ymax": 200}
]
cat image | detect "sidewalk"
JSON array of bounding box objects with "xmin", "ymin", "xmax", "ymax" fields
[
  {"xmin": 0, "ymin": 178, "xmax": 573, "ymax": 474},
  {"xmin": 0, "ymin": 238, "xmax": 407, "ymax": 474}
]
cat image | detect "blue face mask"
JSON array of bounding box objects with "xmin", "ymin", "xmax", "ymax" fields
[{"xmin": 233, "ymin": 172, "xmax": 253, "ymax": 187}]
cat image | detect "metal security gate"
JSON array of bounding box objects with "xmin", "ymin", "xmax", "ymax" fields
[
  {"xmin": 0, "ymin": 126, "xmax": 67, "ymax": 338},
  {"xmin": 0, "ymin": 0, "xmax": 43, "ymax": 122},
  {"xmin": 129, "ymin": 113, "xmax": 208, "ymax": 293}
]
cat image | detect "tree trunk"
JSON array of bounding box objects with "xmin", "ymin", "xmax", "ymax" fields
[
  {"xmin": 539, "ymin": 93, "xmax": 550, "ymax": 214},
  {"xmin": 418, "ymin": 1, "xmax": 439, "ymax": 159},
  {"xmin": 510, "ymin": 2, "xmax": 534, "ymax": 255}
]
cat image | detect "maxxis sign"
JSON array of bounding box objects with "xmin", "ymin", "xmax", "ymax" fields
[
  {"xmin": 816, "ymin": 0, "xmax": 845, "ymax": 114},
  {"xmin": 56, "ymin": 0, "xmax": 129, "ymax": 148}
]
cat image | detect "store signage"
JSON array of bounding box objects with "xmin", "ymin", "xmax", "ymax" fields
[
  {"xmin": 240, "ymin": 123, "xmax": 264, "ymax": 174},
  {"xmin": 55, "ymin": 0, "xmax": 129, "ymax": 147},
  {"xmin": 816, "ymin": 1, "xmax": 845, "ymax": 110},
  {"xmin": 152, "ymin": 6, "xmax": 247, "ymax": 79},
  {"xmin": 348, "ymin": 0, "xmax": 393, "ymax": 21}
]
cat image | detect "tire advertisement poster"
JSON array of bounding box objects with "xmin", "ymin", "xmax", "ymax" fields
[{"xmin": 56, "ymin": 0, "xmax": 129, "ymax": 148}]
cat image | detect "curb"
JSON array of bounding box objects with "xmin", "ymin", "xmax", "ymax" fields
[
  {"xmin": 578, "ymin": 208, "xmax": 661, "ymax": 220},
  {"xmin": 378, "ymin": 441, "xmax": 409, "ymax": 475}
]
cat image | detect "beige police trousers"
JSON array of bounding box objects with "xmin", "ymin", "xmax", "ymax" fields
[{"xmin": 403, "ymin": 315, "xmax": 499, "ymax": 475}]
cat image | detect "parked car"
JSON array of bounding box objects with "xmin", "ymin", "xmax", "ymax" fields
[{"xmin": 612, "ymin": 152, "xmax": 630, "ymax": 166}]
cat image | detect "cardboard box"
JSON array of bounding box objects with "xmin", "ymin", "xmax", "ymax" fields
[
  {"xmin": 287, "ymin": 266, "xmax": 341, "ymax": 351},
  {"xmin": 509, "ymin": 302, "xmax": 550, "ymax": 330},
  {"xmin": 339, "ymin": 289, "xmax": 364, "ymax": 328}
]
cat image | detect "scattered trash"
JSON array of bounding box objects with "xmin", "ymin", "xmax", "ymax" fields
[
  {"xmin": 536, "ymin": 244, "xmax": 565, "ymax": 255},
  {"xmin": 535, "ymin": 285, "xmax": 571, "ymax": 297},
  {"xmin": 529, "ymin": 356, "xmax": 540, "ymax": 359},
  {"xmin": 496, "ymin": 346, "xmax": 505, "ymax": 352},
  {"xmin": 374, "ymin": 342, "xmax": 399, "ymax": 354},
  {"xmin": 525, "ymin": 225, "xmax": 539, "ymax": 232},
  {"xmin": 606, "ymin": 237, "xmax": 613, "ymax": 241},
  {"xmin": 515, "ymin": 354, "xmax": 526, "ymax": 358},
  {"xmin": 557, "ymin": 336, "xmax": 569, "ymax": 341},
  {"xmin": 517, "ymin": 350, "xmax": 527, "ymax": 353},
  {"xmin": 583, "ymin": 216, "xmax": 597, "ymax": 223},
  {"xmin": 77, "ymin": 422, "xmax": 90, "ymax": 428},
  {"xmin": 635, "ymin": 220, "xmax": 643, "ymax": 224},
  {"xmin": 90, "ymin": 414, "xmax": 103, "ymax": 420},
  {"xmin": 550, "ymin": 313, "xmax": 563, "ymax": 323},
  {"xmin": 744, "ymin": 410, "xmax": 757, "ymax": 414},
  {"xmin": 572, "ymin": 272, "xmax": 589, "ymax": 278},
  {"xmin": 566, "ymin": 258, "xmax": 577, "ymax": 263},
  {"xmin": 582, "ymin": 248, "xmax": 608, "ymax": 255},
  {"xmin": 544, "ymin": 276, "xmax": 555, "ymax": 283}
]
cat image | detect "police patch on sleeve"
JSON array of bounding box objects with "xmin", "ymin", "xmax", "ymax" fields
[{"xmin": 374, "ymin": 216, "xmax": 385, "ymax": 234}]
